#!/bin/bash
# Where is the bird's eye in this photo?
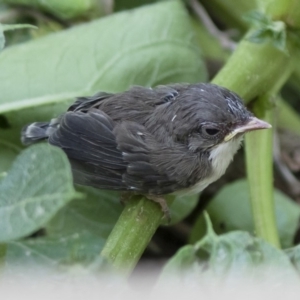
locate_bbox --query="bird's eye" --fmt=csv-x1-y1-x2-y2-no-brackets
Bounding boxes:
204,128,220,136
200,124,221,138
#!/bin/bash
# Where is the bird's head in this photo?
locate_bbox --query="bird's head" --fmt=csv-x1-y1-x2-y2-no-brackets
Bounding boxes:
171,83,271,152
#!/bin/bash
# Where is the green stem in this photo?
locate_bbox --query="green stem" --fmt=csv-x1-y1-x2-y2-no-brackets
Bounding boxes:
212,39,293,102
245,96,280,247
256,0,300,28
101,196,173,276
277,98,300,136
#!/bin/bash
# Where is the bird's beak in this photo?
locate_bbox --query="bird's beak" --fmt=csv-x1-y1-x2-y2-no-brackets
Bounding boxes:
224,117,272,142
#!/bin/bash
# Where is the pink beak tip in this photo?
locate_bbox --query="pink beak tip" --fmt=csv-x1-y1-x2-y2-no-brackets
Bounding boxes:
234,117,272,134
248,117,272,130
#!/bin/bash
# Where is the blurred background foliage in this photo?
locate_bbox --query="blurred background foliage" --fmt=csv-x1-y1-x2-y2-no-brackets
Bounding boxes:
1,0,300,281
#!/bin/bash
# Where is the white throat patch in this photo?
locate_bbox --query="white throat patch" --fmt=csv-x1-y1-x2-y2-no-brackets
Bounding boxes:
176,136,243,196
209,136,244,180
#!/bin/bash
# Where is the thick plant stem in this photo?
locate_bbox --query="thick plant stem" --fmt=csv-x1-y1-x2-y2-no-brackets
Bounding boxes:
245,96,280,247
212,39,293,103
256,0,300,28
101,196,173,276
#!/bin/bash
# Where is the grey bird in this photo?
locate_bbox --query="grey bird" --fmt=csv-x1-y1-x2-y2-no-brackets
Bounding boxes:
21,83,271,217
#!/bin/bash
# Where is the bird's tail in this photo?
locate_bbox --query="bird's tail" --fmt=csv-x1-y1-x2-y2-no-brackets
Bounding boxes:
21,118,59,145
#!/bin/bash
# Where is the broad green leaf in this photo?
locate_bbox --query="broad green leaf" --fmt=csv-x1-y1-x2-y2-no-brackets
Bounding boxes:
4,231,104,272
46,186,123,239
190,179,300,248
0,140,20,173
0,1,206,146
0,144,81,242
1,0,102,19
160,214,299,286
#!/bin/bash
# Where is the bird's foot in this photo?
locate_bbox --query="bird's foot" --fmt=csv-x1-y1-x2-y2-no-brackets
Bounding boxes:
146,195,171,224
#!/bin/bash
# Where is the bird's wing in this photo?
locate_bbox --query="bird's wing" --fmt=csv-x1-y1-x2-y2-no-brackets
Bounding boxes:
49,110,127,190
68,85,181,114
68,92,113,112
114,121,202,195
48,109,201,194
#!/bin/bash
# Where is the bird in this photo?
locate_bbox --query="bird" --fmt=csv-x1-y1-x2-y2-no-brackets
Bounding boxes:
21,83,271,219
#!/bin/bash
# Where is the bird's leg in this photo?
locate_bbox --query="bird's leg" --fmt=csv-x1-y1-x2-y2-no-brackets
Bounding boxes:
146,195,171,223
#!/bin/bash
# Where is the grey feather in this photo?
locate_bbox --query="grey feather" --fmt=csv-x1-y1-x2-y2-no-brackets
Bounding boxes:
21,83,253,195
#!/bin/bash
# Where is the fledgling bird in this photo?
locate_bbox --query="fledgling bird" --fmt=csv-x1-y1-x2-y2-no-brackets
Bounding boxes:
21,83,271,218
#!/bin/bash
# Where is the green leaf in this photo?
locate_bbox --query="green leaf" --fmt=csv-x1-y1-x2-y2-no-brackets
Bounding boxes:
46,186,122,239
190,179,300,248
159,244,196,274
273,28,287,52
0,140,20,173
160,215,299,286
167,193,199,225
247,26,287,52
286,244,300,274
0,144,81,242
2,0,103,19
0,24,4,51
0,23,37,52
0,1,206,145
243,10,270,26
4,231,105,272
244,10,287,52
2,24,38,32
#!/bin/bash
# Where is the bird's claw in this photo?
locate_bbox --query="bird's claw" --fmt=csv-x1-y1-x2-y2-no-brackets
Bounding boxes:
146,195,171,224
